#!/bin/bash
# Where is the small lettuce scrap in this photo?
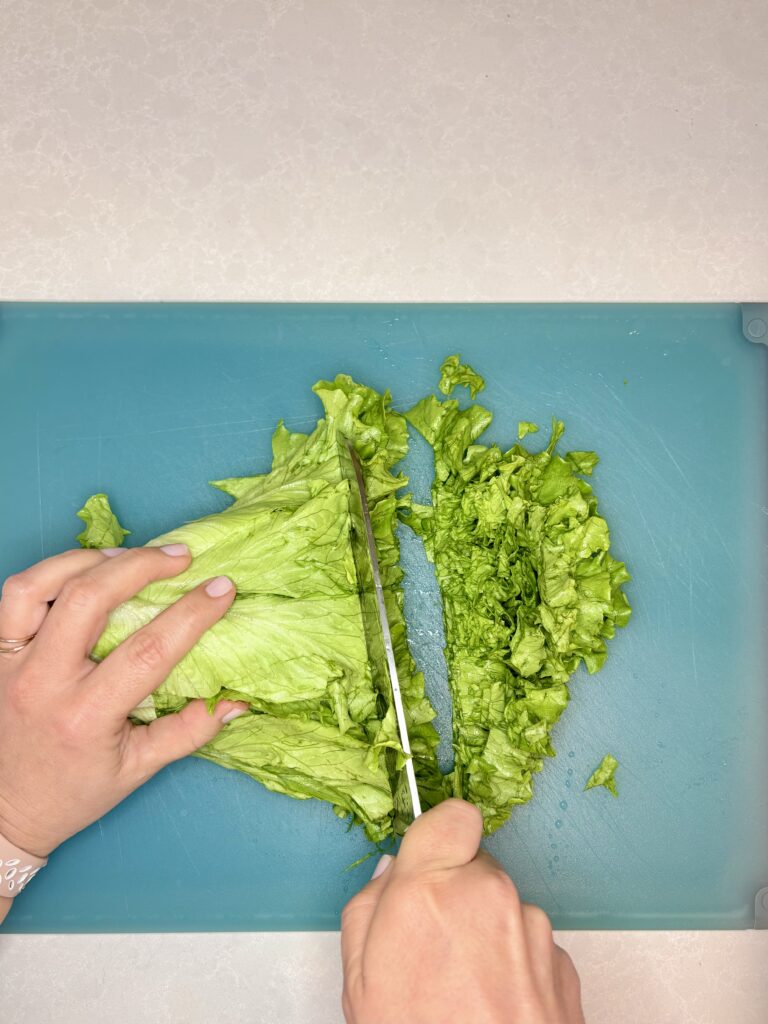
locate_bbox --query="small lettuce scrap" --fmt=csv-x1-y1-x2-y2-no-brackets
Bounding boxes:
438,354,486,400
76,493,130,548
517,421,539,440
585,753,619,797
404,358,631,833
83,376,443,841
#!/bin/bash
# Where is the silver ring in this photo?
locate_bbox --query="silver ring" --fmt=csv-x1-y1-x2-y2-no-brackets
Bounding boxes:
0,633,37,654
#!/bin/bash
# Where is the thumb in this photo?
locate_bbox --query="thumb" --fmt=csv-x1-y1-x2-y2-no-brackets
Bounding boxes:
134,699,249,775
395,798,484,875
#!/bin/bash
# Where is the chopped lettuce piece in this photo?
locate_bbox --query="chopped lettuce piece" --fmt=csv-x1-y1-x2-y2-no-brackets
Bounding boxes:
438,354,485,399
76,493,130,549
585,753,619,797
517,421,539,440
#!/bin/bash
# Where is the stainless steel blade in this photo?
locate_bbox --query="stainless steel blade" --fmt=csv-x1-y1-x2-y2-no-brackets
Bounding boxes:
345,441,422,820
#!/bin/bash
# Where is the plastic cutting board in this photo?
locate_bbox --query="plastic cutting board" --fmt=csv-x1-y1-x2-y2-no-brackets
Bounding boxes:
1,302,766,932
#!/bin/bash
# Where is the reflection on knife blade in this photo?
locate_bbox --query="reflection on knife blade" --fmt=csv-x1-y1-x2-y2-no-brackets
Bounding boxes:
344,441,422,821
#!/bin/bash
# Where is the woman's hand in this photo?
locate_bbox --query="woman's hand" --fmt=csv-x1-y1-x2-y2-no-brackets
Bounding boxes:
341,799,585,1024
0,545,248,865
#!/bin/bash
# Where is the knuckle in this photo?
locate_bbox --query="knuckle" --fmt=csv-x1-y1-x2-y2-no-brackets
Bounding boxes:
341,988,354,1021
556,944,579,982
127,631,168,672
1,571,34,602
6,674,38,713
53,704,95,747
341,894,364,925
524,903,553,940
341,983,363,1022
173,710,208,753
60,574,102,610
483,870,520,907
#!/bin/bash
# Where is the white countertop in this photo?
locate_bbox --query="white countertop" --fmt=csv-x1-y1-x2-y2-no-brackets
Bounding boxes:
1,1,767,1021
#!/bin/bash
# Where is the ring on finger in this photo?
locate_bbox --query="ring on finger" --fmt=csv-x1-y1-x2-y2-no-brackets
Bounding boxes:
0,632,38,654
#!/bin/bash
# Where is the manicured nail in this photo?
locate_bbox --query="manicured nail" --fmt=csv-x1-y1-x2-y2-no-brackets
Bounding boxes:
205,575,234,597
371,855,393,880
101,547,126,557
221,707,248,724
160,544,189,557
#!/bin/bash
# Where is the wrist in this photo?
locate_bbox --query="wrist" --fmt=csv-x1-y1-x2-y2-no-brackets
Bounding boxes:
0,824,50,900
0,802,56,860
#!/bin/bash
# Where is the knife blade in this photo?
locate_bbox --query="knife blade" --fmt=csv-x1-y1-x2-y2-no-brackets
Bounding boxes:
345,441,422,821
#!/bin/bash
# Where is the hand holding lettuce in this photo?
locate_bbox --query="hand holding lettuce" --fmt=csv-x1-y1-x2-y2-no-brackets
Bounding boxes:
79,377,443,842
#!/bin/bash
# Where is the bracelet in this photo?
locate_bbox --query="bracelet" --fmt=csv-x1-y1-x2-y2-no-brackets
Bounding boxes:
0,833,47,898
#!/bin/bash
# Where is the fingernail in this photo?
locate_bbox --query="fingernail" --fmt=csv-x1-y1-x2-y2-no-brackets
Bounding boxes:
205,575,234,597
160,543,189,557
101,547,126,557
371,854,393,880
221,707,248,724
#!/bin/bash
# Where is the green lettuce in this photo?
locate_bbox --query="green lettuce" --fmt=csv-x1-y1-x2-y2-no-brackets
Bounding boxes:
76,493,130,548
83,376,443,841
438,354,485,400
78,359,630,840
404,357,631,833
517,421,539,440
585,753,619,797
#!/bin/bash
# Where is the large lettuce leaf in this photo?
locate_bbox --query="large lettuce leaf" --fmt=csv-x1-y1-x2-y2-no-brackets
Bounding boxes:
404,358,631,833
85,375,443,842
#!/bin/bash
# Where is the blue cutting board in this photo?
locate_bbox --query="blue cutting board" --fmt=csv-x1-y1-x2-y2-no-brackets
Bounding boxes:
1,303,766,932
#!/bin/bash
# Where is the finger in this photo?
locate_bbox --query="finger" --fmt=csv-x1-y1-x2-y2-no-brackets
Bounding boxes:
522,903,556,989
89,574,236,717
36,544,192,667
394,798,483,875
130,698,250,778
554,945,585,1020
0,548,123,643
340,854,395,978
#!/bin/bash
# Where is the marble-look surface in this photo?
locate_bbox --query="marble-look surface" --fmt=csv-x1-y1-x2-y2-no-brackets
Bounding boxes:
1,0,767,301
1,0,767,1021
1,931,767,1024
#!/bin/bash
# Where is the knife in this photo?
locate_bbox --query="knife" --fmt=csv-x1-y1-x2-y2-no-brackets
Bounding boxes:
345,441,422,820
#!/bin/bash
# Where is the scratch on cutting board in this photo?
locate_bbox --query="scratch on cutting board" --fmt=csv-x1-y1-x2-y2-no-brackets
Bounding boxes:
114,824,130,915
232,782,256,844
627,480,666,571
513,830,564,911
619,763,686,818
596,810,656,873
686,549,699,689
164,777,204,876
61,414,320,446
566,818,616,878
649,425,692,490
35,411,44,558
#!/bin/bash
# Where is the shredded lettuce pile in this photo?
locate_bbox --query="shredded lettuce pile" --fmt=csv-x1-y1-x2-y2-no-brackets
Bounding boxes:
78,357,630,840
404,358,631,833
